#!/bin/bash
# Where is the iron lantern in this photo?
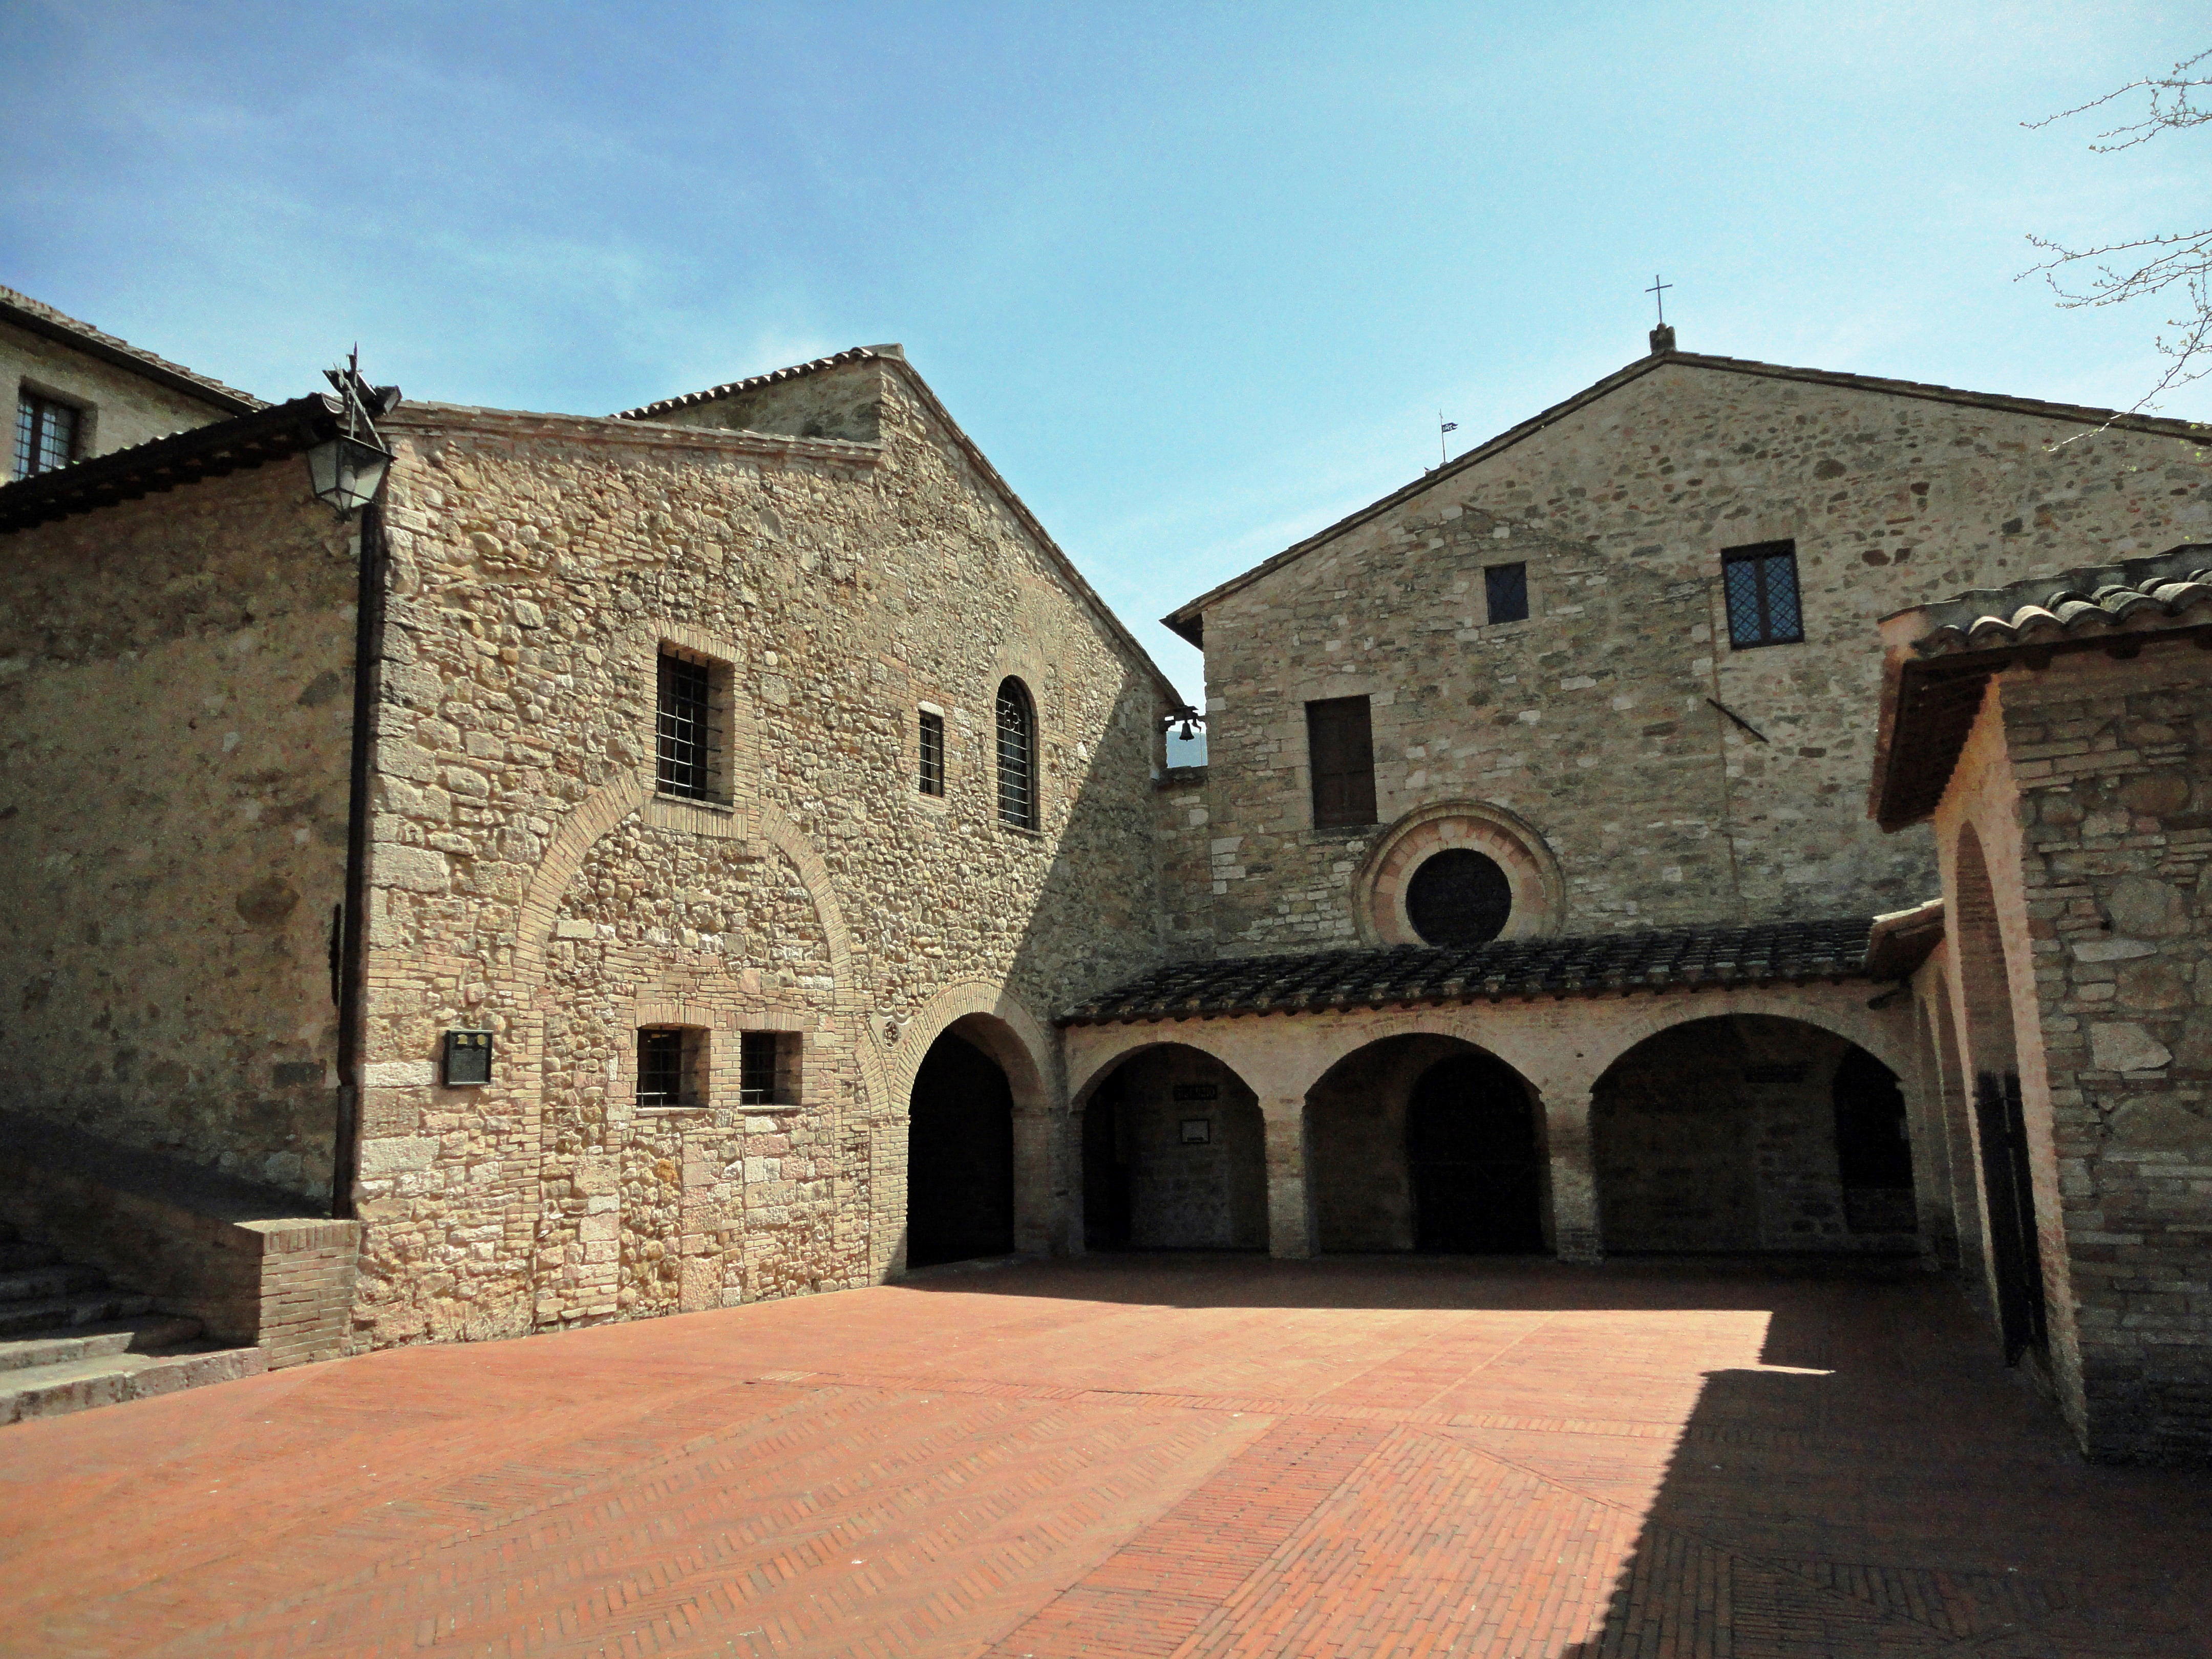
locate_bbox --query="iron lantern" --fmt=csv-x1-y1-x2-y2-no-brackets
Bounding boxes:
306,347,399,519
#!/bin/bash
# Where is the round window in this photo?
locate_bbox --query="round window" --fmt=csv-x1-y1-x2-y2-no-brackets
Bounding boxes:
1405,849,1512,946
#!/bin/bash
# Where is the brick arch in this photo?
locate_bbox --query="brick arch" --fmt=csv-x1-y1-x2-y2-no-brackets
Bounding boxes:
888,980,1055,1116
1066,1025,1260,1109
1570,990,1913,1100
1354,800,1565,947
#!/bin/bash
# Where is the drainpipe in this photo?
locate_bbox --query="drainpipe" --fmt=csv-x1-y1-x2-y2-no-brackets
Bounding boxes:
331,499,389,1220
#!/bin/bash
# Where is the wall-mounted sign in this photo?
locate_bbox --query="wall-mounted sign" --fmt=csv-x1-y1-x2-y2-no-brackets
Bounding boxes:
1171,1082,1220,1102
1180,1117,1212,1145
442,1029,494,1087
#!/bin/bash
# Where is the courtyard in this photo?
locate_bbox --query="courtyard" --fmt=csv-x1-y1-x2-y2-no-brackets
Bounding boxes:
2,1256,2206,1658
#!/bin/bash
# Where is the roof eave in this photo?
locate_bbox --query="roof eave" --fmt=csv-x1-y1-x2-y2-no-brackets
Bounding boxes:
0,295,262,415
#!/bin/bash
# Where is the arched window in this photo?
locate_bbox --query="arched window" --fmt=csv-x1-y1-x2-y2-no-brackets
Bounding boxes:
995,678,1037,830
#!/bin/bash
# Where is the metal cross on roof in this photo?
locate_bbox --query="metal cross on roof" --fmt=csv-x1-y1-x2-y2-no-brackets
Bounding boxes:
1646,273,1673,326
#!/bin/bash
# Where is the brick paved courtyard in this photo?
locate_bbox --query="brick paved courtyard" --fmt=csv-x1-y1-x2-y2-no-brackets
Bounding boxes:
2,1256,2207,1658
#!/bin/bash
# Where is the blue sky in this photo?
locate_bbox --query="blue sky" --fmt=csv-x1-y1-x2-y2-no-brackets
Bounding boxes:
5,3,2206,702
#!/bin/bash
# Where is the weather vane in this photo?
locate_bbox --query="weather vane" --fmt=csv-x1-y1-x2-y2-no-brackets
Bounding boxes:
1438,411,1457,469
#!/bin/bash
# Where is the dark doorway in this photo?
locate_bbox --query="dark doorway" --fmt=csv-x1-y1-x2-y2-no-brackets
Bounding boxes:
906,1031,1015,1268
1081,1069,1133,1250
1975,1069,2049,1364
1833,1047,1916,1233
1406,1052,1545,1252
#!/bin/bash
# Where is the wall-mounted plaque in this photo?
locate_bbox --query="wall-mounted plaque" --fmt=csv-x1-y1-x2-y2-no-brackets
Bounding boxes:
1180,1117,1212,1145
442,1029,494,1087
1171,1082,1220,1102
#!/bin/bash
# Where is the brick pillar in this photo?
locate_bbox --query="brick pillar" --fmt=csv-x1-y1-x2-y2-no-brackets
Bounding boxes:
1544,1089,1603,1264
1262,1100,1315,1259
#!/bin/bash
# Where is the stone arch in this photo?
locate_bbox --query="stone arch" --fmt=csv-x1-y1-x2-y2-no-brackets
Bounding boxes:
1071,1039,1268,1253
892,982,1059,1267
1354,800,1565,946
1589,1012,1918,1255
1303,1031,1549,1255
1566,989,1915,1100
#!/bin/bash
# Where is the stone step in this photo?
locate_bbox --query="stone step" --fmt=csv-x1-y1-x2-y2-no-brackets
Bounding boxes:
0,1291,156,1338
0,1264,108,1305
0,1241,63,1272
0,1315,205,1374
0,1343,265,1427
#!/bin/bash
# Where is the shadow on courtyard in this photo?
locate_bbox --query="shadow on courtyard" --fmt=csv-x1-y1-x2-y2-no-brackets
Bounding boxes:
898,1254,2212,1656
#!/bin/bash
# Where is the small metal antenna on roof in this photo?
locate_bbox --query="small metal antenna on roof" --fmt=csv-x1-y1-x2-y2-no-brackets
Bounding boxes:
1646,274,1677,354
1438,411,1457,469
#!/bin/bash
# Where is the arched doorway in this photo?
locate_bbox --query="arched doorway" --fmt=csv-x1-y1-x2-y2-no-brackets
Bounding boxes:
1307,1034,1547,1253
1407,1051,1545,1252
1077,1045,1265,1250
906,1030,1015,1267
1592,1015,1919,1254
1953,824,2048,1362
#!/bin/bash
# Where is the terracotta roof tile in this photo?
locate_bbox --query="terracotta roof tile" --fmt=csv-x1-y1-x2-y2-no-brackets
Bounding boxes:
1909,546,2212,656
1059,916,1876,1025
0,284,262,413
609,346,903,421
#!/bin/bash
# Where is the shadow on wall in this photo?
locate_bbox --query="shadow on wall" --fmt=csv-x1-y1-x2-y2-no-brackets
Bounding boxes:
889,661,1181,1274
1079,1043,1266,1252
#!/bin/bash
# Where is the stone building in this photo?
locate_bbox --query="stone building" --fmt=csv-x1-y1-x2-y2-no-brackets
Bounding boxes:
1,342,1181,1362
1872,547,2212,1459
4,309,2211,1458
3,285,259,481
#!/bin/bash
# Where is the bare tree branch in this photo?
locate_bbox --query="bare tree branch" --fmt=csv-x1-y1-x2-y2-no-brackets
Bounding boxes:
2020,50,2212,436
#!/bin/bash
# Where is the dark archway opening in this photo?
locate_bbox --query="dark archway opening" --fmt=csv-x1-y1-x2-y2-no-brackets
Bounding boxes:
1406,1051,1545,1252
906,1031,1015,1268
1077,1046,1265,1251
1081,1067,1133,1250
1833,1046,1916,1234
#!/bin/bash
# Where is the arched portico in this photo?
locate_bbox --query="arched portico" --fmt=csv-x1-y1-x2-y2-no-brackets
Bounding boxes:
1590,1013,1921,1255
1072,1043,1266,1251
1305,1034,1547,1255
1060,979,1920,1267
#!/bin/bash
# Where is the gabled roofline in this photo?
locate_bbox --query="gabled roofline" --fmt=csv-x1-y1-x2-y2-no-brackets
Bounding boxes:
0,284,263,414
615,346,1188,712
1160,347,2212,648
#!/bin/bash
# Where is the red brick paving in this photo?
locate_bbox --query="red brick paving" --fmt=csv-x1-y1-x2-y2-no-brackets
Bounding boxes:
2,1256,2207,1657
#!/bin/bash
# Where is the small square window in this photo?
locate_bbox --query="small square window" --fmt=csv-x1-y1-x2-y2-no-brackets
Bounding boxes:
637,1026,707,1109
14,392,81,480
918,709,945,797
739,1030,801,1106
1721,541,1804,648
1484,562,1529,625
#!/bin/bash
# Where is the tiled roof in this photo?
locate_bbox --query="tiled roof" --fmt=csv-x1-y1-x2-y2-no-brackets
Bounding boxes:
609,346,903,422
0,284,262,413
1870,545,2212,830
1160,347,2212,648
0,395,340,535
1909,547,2212,656
1058,917,1877,1025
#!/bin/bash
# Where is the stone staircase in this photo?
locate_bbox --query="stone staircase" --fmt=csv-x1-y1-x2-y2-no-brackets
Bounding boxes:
0,1219,264,1425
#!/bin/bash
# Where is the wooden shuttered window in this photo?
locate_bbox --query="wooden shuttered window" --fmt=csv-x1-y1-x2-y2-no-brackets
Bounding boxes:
1307,695,1376,828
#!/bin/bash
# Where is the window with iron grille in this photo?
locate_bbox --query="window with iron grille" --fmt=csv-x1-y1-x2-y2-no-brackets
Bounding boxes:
739,1030,794,1105
656,650,714,799
14,392,80,480
918,709,946,797
1306,695,1377,829
1484,562,1529,625
636,1027,699,1109
1720,541,1804,648
996,679,1038,831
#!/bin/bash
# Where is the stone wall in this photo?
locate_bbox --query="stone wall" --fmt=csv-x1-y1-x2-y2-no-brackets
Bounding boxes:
1185,361,2212,953
1,315,241,478
1098,1046,1265,1249
0,462,359,1200
1941,645,2212,1459
350,357,1178,1347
